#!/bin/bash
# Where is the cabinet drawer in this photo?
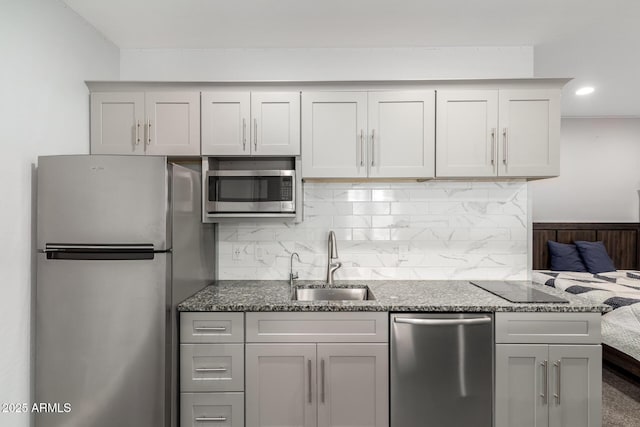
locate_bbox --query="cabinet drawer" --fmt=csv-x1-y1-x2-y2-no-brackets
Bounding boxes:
180,312,244,343
180,392,244,427
180,344,244,392
495,312,601,344
246,312,388,343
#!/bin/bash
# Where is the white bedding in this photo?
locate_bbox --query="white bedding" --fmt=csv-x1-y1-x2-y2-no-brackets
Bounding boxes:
532,270,640,362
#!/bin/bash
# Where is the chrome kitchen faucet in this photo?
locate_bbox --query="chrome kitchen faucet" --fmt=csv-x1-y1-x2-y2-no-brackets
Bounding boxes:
289,252,300,296
326,231,342,285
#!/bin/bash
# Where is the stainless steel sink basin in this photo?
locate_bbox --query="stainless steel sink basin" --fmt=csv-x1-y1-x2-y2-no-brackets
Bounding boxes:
292,287,375,301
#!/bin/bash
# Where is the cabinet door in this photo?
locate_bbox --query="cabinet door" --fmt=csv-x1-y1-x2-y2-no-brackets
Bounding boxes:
436,90,498,177
251,92,301,155
317,343,388,427
145,91,200,156
498,89,560,177
548,345,601,427
301,92,368,178
368,91,435,178
495,344,549,427
201,92,251,156
90,92,145,155
246,343,317,427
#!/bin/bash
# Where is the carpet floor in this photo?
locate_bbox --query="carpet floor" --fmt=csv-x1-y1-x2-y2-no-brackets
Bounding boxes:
603,365,640,426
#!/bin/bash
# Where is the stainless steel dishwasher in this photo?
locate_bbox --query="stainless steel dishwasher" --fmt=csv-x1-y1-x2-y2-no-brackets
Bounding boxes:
391,313,494,427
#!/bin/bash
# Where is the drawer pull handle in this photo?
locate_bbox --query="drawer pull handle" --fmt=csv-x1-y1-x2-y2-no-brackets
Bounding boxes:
307,359,312,403
554,360,561,404
540,360,548,404
321,358,325,403
194,326,227,332
195,367,228,373
195,416,227,422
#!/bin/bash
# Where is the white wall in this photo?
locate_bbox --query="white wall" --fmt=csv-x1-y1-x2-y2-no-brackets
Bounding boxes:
0,1,119,425
530,118,640,222
120,46,533,81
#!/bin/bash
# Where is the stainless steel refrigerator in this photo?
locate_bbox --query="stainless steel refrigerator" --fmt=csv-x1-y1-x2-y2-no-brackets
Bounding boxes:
35,155,215,427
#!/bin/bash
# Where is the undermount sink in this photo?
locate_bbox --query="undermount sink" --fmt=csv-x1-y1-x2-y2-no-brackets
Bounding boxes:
292,286,375,301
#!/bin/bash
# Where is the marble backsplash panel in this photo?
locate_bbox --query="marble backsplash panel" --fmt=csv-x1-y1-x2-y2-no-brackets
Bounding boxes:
217,181,529,280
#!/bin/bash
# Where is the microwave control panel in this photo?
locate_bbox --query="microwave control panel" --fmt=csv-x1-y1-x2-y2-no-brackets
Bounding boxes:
280,177,293,201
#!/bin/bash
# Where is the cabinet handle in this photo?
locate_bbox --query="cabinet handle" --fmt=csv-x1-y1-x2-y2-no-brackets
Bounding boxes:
371,129,375,166
146,121,152,147
136,121,141,146
540,360,548,404
307,359,312,404
502,128,508,164
194,326,227,332
553,360,561,404
321,358,325,403
490,128,496,165
254,118,258,151
195,417,227,422
242,118,247,151
195,367,227,373
360,129,364,167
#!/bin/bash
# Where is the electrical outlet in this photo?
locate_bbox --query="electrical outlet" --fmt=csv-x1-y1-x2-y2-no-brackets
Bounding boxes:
232,245,242,261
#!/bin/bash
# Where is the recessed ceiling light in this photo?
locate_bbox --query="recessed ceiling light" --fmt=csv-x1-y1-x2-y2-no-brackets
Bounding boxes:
576,87,595,96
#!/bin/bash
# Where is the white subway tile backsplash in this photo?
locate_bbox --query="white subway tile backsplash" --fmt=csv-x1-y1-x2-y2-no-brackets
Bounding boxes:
372,189,410,202
353,202,390,215
353,228,391,241
333,189,372,202
390,202,429,215
217,181,529,280
333,215,372,228
371,215,411,229
305,201,353,215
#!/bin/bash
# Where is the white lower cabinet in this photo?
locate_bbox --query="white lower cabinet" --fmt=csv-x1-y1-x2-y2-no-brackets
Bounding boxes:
245,312,389,427
246,343,317,427
317,343,388,427
495,313,602,427
181,392,244,427
179,313,245,427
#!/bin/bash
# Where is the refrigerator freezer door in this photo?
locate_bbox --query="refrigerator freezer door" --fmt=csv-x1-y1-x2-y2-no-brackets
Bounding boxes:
37,155,170,250
35,253,170,427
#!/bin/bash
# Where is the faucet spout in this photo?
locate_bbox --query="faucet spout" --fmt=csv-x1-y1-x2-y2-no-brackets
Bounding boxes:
326,231,342,285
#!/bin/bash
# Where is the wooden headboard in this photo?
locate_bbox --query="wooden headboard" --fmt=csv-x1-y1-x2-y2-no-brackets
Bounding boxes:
533,222,640,270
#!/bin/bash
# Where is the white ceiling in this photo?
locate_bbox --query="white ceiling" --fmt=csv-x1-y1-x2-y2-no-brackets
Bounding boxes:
62,0,640,116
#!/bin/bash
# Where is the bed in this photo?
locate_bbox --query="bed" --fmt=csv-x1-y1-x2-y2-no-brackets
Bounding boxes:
532,222,640,378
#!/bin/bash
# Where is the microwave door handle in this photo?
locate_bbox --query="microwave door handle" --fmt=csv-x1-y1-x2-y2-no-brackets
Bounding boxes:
215,178,220,202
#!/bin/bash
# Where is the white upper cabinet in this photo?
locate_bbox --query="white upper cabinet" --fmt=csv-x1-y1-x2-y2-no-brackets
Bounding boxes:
91,92,200,156
91,92,145,155
436,90,498,177
301,92,368,178
436,88,560,178
201,92,250,156
201,91,300,156
368,91,435,178
302,91,435,179
498,89,560,177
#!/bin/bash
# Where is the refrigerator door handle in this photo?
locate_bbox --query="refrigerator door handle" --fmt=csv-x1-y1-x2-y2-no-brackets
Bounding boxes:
45,244,155,252
44,244,156,260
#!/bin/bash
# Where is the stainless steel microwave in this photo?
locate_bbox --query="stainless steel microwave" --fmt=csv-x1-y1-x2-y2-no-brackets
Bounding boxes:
206,170,295,214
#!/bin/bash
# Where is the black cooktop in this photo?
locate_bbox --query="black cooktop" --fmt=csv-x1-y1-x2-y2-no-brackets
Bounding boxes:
470,281,569,303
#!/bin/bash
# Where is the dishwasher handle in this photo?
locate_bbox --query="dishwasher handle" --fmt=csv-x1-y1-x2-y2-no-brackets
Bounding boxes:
394,317,492,326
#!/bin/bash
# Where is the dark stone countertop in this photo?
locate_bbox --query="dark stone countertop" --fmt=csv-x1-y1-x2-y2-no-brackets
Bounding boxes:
177,280,611,313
